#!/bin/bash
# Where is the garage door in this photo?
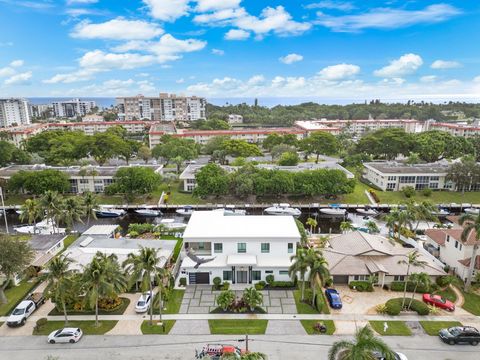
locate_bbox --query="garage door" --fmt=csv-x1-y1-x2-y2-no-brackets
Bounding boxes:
333,275,349,284
189,272,210,284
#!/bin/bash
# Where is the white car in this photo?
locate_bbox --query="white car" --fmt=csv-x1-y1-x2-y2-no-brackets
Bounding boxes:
135,291,153,313
6,300,36,327
48,328,83,344
373,351,408,360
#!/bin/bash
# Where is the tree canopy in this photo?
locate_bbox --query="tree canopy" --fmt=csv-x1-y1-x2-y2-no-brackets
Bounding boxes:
151,135,199,164
8,169,70,195
107,166,162,201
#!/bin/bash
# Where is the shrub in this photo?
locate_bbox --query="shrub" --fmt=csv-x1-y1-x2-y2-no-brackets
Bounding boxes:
428,305,440,315
254,283,265,291
179,277,187,287
348,281,373,292
213,277,222,287
271,281,295,288
313,321,327,334
315,290,330,314
422,188,432,197
222,281,230,290
390,281,431,293
129,230,139,238
266,275,275,285
402,186,416,198
385,298,430,316
375,303,388,314
216,290,235,311
436,275,452,288
385,298,402,315
128,223,156,235
409,299,430,315
98,297,122,310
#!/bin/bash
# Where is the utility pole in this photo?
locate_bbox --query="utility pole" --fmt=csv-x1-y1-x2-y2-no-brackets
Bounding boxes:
245,334,249,352
0,187,8,234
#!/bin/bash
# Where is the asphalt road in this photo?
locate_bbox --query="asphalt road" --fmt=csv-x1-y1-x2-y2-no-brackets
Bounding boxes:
0,335,476,360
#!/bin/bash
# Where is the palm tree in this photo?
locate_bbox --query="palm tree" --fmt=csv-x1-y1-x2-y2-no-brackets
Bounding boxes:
82,191,98,226
243,287,263,311
384,213,396,238
406,201,438,232
289,248,310,301
123,247,164,325
390,209,413,241
60,197,85,231
328,325,396,360
398,251,427,308
306,217,318,234
19,199,42,233
458,212,480,291
308,255,330,306
365,220,379,234
340,221,353,233
39,191,62,234
153,267,169,324
407,272,430,309
42,255,75,326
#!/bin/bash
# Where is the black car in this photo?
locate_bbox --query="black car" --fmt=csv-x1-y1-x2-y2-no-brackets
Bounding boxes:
439,326,480,345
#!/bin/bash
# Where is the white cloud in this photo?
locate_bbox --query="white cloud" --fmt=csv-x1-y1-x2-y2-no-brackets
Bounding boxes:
79,50,156,70
4,71,32,85
212,48,225,56
66,0,98,4
247,75,266,86
194,7,246,25
374,53,423,77
176,78,185,84
474,76,480,83
195,0,240,12
431,60,461,69
315,4,460,32
71,18,164,40
279,53,303,64
305,1,355,11
10,60,24,67
0,66,16,77
420,75,437,83
66,78,156,96
318,63,360,80
143,0,189,22
225,29,250,40
43,68,98,84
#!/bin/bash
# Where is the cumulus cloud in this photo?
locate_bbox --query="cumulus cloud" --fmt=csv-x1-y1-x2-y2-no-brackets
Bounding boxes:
211,48,225,56
225,29,250,40
43,68,98,84
374,53,423,77
305,1,355,11
10,60,24,67
431,60,461,69
318,63,360,80
65,78,156,96
176,78,185,84
279,53,303,64
4,71,32,85
195,0,240,12
420,75,437,83
71,18,164,40
143,0,189,22
78,50,156,70
316,4,460,32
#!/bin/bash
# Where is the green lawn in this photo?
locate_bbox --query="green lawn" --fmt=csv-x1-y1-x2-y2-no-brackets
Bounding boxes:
369,321,412,336
342,181,371,204
375,189,480,205
433,287,457,303
154,289,184,314
293,289,319,314
0,280,39,316
33,320,118,335
461,291,480,315
172,239,183,262
208,320,268,334
141,320,175,334
62,234,78,248
300,320,336,335
158,182,206,205
48,297,130,316
419,321,462,336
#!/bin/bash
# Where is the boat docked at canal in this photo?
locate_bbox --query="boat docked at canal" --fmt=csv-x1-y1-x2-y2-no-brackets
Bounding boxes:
134,206,162,217
176,206,194,216
14,218,65,235
264,203,301,216
94,206,126,218
320,204,346,216
356,208,378,216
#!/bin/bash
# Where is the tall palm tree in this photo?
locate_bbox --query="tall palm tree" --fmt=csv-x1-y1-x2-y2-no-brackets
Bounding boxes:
328,325,396,360
308,255,330,306
82,191,98,226
40,190,62,234
398,251,427,308
407,272,430,309
384,213,396,238
306,217,318,234
289,248,310,301
153,267,169,324
19,199,42,233
459,212,480,291
390,209,413,241
60,197,85,231
365,220,379,234
42,255,75,326
123,247,164,325
406,201,438,232
340,221,353,234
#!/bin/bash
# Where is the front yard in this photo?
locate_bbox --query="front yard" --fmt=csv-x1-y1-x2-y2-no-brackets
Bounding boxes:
369,321,412,336
33,320,118,335
154,289,184,314
0,279,40,316
141,320,176,334
419,321,462,336
300,320,336,335
461,291,480,315
208,320,268,334
48,297,131,316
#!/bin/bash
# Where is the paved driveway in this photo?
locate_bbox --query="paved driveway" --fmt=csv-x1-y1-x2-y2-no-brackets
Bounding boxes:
181,286,297,314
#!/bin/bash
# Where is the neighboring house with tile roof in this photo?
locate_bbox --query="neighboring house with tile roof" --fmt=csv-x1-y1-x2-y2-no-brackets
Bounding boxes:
323,231,445,287
425,217,480,282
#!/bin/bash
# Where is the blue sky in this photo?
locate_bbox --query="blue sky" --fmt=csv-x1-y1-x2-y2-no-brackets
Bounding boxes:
0,0,479,102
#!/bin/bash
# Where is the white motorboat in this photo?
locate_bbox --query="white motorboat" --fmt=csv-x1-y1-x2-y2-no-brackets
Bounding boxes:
264,203,301,216
320,205,346,216
464,207,480,215
94,206,126,218
176,206,194,216
431,208,450,217
223,205,246,216
15,210,23,215
159,218,187,230
14,219,65,235
134,206,162,217
356,208,378,216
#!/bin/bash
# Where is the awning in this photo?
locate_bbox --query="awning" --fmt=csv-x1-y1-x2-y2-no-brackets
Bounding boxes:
227,254,257,266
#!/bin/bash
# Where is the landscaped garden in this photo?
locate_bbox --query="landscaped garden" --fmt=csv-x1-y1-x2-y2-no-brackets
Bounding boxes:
48,297,131,316
33,319,118,335
369,321,412,336
141,320,176,335
208,320,268,334
419,321,462,336
211,287,265,314
300,320,336,335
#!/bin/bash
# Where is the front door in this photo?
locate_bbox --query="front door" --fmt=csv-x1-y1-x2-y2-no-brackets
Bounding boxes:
236,271,248,284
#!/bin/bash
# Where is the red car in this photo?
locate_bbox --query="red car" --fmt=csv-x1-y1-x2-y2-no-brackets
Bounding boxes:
422,294,455,311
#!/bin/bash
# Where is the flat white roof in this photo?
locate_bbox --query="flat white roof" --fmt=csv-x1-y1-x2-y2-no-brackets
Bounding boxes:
183,211,300,240
82,225,119,236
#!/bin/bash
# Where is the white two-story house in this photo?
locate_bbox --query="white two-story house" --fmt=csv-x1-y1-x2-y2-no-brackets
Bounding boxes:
179,210,300,285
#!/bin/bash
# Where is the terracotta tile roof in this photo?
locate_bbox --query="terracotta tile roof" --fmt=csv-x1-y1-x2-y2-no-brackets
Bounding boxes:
458,256,480,270
427,220,480,246
425,229,446,246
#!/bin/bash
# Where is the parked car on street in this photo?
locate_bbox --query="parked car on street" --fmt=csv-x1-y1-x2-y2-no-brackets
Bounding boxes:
324,288,342,309
439,326,480,345
372,351,408,360
422,293,455,311
135,291,153,313
7,293,45,327
48,328,83,344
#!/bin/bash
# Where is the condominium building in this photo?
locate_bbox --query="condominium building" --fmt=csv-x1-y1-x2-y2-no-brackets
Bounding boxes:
52,99,97,118
228,114,243,124
116,95,153,121
428,121,480,138
0,98,31,127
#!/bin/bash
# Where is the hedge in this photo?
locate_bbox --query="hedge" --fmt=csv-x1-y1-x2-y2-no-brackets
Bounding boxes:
390,281,437,294
385,298,430,316
348,281,374,292
315,290,330,314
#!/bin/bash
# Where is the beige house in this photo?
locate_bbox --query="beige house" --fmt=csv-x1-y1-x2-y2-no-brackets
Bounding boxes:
323,231,445,286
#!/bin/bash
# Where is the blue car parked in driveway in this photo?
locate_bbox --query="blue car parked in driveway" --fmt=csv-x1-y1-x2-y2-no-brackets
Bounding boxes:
325,288,342,309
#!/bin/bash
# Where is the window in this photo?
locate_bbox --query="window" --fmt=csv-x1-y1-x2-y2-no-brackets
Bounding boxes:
237,243,246,253
394,275,405,281
288,243,293,253
353,275,369,281
455,241,459,249
252,271,261,281
387,183,396,190
279,271,289,275
265,270,273,274
198,242,205,250
214,243,223,253
79,179,89,184
223,271,232,281
261,243,270,253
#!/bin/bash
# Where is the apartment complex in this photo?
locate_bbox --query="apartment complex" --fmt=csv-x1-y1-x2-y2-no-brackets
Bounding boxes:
428,121,480,138
116,93,206,122
295,119,421,136
52,99,97,118
0,98,31,127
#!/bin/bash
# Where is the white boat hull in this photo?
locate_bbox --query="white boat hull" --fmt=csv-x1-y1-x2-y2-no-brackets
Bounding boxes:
464,208,480,215
356,208,378,216
320,208,346,216
134,209,162,217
